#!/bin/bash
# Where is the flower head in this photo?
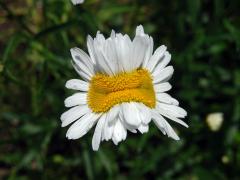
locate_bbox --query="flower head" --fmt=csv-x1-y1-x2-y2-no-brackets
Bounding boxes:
206,112,223,131
61,25,188,151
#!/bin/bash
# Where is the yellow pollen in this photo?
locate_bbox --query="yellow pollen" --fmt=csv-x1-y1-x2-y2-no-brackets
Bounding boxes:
87,69,156,113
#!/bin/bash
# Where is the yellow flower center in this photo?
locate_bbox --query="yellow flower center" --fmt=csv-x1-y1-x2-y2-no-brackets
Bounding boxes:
87,69,156,113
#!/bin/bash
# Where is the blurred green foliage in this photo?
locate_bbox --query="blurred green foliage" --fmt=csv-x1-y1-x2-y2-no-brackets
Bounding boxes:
0,0,240,179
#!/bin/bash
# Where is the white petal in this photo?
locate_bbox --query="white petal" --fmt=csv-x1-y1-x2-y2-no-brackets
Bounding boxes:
107,105,120,125
102,112,115,141
138,124,149,134
114,34,132,72
61,105,90,127
152,51,171,76
71,0,84,5
96,31,105,42
136,25,145,36
154,82,172,93
151,110,167,135
152,111,180,140
102,38,119,74
122,103,141,128
131,36,148,70
156,93,179,105
146,45,166,72
97,33,122,74
153,66,174,84
123,125,137,133
135,25,153,69
101,105,120,141
157,103,187,118
112,120,127,145
136,103,152,125
164,120,180,140
87,35,96,64
70,48,94,77
119,111,137,133
65,79,89,91
66,112,101,139
156,106,188,127
64,92,87,107
93,32,118,75
71,62,91,81
92,114,106,151
102,120,114,141
110,30,116,38
142,37,154,68
93,39,115,75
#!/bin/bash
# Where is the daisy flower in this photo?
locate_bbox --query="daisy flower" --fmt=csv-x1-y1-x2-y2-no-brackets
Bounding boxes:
61,25,188,151
71,0,84,5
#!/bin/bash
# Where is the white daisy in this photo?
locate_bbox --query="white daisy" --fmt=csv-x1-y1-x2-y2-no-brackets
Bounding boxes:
71,0,84,5
61,25,188,151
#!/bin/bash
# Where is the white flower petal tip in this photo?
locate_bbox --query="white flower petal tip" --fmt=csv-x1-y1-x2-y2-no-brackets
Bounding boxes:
61,25,187,150
138,125,149,134
71,0,84,5
153,66,174,84
65,79,89,91
92,114,106,151
70,47,94,81
112,120,127,145
173,136,180,141
64,92,87,107
136,25,145,36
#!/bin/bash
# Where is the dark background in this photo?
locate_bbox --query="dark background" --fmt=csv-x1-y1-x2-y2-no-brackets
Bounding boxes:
0,0,240,179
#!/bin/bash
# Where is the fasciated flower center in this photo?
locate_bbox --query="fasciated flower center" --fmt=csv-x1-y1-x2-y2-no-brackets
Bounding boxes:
87,69,156,113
